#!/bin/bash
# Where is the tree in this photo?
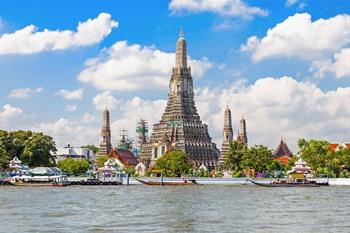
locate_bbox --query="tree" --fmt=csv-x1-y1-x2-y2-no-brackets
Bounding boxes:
82,144,99,154
225,140,246,172
58,158,90,176
155,150,192,177
96,156,108,167
0,130,57,169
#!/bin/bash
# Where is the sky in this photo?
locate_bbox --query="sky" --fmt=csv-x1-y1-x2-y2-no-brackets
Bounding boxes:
0,0,349,152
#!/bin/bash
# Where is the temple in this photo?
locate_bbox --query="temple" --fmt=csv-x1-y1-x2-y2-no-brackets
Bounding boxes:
218,106,233,167
96,107,112,161
273,138,293,165
236,116,248,146
139,29,220,170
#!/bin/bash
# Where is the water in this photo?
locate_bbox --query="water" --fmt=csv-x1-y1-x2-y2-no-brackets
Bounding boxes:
0,185,349,233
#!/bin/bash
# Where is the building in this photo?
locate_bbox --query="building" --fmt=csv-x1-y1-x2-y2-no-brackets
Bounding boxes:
329,140,350,151
236,116,248,146
55,145,95,163
139,30,220,171
273,138,293,165
96,107,112,167
217,106,233,167
107,148,138,170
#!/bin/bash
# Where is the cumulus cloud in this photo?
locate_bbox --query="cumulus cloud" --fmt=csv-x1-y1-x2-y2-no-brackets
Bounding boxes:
92,91,119,110
78,41,213,91
34,118,98,147
56,88,84,100
0,12,118,55
195,76,350,151
0,104,23,119
110,97,167,141
169,0,268,19
81,113,96,123
8,87,43,98
241,13,350,62
310,48,350,79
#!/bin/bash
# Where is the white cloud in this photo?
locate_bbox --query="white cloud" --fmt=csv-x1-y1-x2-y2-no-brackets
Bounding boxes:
8,87,43,98
241,13,350,62
285,0,298,7
310,48,350,79
78,41,213,91
0,12,118,55
111,97,167,142
92,91,119,110
56,88,84,100
0,104,23,119
169,0,268,19
195,76,350,151
34,118,98,147
66,104,77,112
81,113,96,123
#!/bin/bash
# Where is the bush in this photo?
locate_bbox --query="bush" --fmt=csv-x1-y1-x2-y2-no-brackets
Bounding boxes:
58,158,90,176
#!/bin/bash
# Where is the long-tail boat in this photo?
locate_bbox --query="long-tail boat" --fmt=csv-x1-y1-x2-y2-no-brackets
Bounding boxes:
135,178,198,186
248,179,328,187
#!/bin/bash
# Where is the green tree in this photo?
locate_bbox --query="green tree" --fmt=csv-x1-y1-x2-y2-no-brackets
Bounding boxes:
96,156,108,167
58,158,90,176
225,140,246,172
82,144,99,154
155,150,192,177
0,130,57,169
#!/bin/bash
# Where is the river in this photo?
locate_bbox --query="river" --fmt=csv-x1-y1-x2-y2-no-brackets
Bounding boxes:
0,185,349,232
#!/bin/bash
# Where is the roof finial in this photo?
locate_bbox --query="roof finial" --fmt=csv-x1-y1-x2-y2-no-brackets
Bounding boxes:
179,26,184,38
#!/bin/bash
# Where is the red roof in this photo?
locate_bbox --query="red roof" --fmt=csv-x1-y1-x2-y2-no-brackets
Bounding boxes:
108,149,138,167
275,156,290,166
273,139,293,158
329,143,350,151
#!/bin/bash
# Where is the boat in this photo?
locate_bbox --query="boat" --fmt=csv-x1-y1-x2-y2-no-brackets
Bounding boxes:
135,178,199,186
248,179,328,187
10,175,70,187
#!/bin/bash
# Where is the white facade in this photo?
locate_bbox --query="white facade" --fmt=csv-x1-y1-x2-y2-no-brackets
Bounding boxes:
55,145,95,163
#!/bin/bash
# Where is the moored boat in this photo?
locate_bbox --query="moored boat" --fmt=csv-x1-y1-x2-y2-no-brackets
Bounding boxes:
136,178,198,186
10,175,70,187
248,179,327,187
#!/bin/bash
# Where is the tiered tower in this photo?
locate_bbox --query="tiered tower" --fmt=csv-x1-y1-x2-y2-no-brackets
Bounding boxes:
218,106,233,167
140,30,219,169
236,116,248,146
97,107,112,158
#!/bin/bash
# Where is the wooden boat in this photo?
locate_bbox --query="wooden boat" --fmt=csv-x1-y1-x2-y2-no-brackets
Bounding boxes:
135,178,199,186
248,179,328,187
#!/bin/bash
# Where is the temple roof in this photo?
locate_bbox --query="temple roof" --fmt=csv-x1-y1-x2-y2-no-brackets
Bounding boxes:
273,138,293,157
108,148,138,167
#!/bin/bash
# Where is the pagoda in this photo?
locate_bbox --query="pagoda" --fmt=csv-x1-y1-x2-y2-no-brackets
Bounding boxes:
217,106,233,167
96,107,112,167
139,30,219,170
273,138,293,165
236,116,248,146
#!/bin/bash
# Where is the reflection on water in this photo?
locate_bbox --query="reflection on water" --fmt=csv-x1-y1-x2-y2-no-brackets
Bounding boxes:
1,185,350,233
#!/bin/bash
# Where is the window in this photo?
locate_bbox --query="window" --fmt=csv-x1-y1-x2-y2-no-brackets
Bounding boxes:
153,148,158,159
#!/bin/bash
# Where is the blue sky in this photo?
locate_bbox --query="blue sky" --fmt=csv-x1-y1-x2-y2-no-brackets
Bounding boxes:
0,0,349,151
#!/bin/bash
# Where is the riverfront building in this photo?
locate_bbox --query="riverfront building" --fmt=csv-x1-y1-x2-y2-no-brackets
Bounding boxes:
139,30,220,170
273,138,293,165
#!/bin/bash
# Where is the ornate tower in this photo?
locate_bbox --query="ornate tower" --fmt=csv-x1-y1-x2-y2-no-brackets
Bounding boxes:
140,29,219,170
236,116,248,146
218,106,233,167
97,107,112,158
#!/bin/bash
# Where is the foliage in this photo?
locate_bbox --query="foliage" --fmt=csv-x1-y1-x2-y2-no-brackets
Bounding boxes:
198,168,209,177
96,156,108,167
124,167,136,176
58,158,90,176
225,141,274,177
82,144,99,154
155,150,192,177
298,138,350,178
0,130,57,170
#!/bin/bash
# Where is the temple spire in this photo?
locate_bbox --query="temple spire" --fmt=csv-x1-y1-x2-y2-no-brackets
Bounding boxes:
175,28,187,68
96,108,112,160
